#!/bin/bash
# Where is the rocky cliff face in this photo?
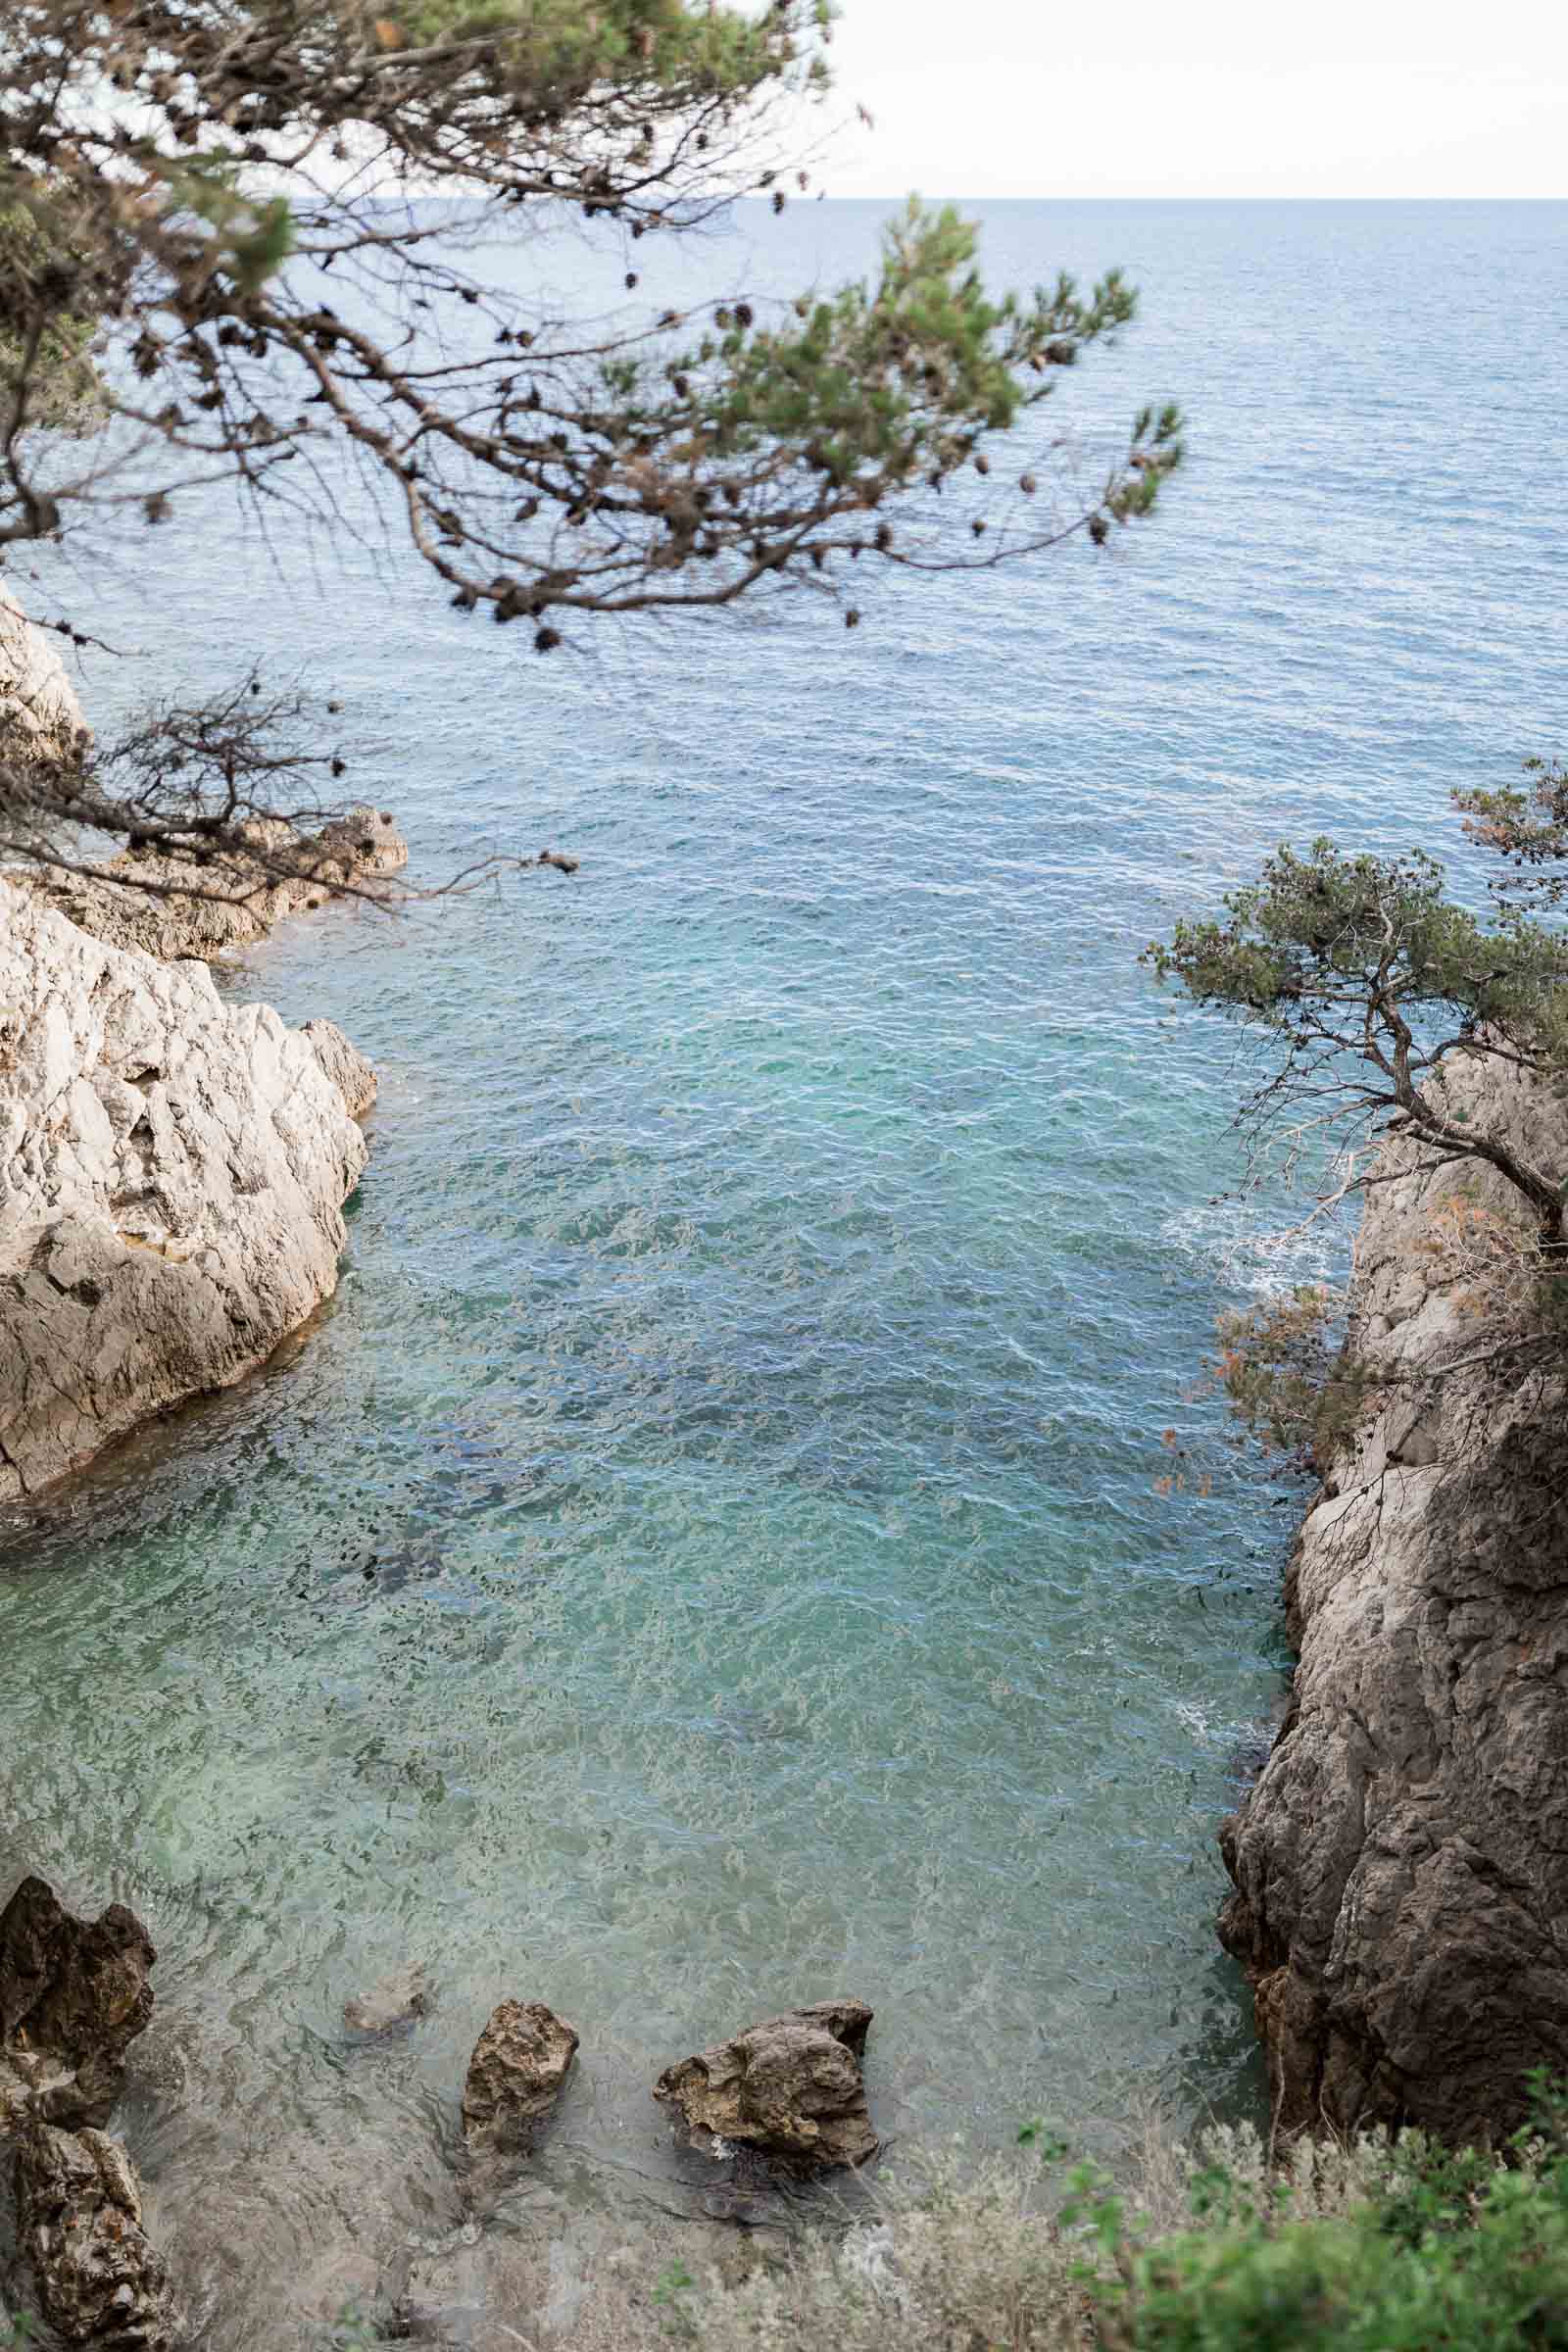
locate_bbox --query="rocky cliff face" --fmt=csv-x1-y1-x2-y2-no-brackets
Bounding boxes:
0,581,87,767
0,1879,176,2350
0,876,368,1501
1219,1054,1568,2142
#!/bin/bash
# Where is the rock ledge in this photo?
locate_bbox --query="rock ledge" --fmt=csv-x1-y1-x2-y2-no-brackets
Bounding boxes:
17,805,409,965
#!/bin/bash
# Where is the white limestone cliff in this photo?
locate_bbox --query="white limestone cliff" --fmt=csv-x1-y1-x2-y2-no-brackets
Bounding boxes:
0,877,368,1500
0,579,87,765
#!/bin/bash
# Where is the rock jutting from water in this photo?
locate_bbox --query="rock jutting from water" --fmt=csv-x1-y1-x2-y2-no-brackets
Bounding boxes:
12,2119,178,2352
0,1877,156,2132
1219,1054,1568,2142
654,2000,877,2169
300,1018,380,1121
0,1878,175,2349
461,2000,580,2154
0,877,370,1500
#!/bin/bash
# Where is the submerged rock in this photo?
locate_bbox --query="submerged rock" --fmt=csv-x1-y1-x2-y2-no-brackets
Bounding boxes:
13,2118,176,2350
0,878,368,1499
393,2235,490,2346
461,2000,579,2154
653,2000,877,2170
0,1877,155,2132
343,1960,433,2040
17,806,409,965
1220,1054,1568,2141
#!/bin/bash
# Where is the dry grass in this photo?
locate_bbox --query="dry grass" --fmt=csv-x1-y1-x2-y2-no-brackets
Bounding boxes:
372,2119,1424,2352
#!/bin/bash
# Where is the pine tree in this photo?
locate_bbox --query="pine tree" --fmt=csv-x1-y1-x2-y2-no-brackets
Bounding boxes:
1,0,1182,882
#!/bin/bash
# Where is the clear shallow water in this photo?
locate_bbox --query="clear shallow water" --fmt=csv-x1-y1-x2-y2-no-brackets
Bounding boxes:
3,201,1566,2338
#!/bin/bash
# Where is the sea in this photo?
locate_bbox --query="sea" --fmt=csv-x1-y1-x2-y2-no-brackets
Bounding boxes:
2,199,1564,2341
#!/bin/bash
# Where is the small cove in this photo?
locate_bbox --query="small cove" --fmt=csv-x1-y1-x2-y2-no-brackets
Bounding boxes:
2,198,1564,2341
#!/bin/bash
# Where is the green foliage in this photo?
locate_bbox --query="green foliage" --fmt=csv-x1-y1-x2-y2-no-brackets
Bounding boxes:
720,201,1129,462
2,0,1185,645
1149,765,1568,1491
1088,2100,1568,2352
3,0,1189,912
652,2260,701,2340
1456,756,1568,910
1146,833,1568,1244
1206,1284,1366,1467
605,199,1179,512
370,0,832,103
1147,838,1568,1044
140,158,300,296
0,182,106,432
684,2104,1568,2352
306,2100,1568,2352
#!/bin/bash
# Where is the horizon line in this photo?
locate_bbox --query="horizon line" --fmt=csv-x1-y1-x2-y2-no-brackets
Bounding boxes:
760,190,1568,204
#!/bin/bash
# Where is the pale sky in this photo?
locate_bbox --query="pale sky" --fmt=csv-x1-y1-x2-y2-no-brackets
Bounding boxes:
815,0,1568,198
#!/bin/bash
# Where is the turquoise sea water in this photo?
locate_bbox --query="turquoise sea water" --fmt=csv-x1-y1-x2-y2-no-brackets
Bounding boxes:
3,201,1565,2337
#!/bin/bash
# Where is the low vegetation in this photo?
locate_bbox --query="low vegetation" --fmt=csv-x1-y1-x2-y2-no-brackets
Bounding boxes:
1202,1281,1359,1471
305,2087,1568,2350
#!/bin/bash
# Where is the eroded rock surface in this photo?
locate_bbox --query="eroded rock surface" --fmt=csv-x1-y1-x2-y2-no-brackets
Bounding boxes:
0,1878,155,2132
1219,1054,1568,2141
302,1018,378,1120
654,2000,876,2169
18,806,408,965
12,2119,176,2349
0,877,368,1498
0,582,87,768
461,2001,579,2154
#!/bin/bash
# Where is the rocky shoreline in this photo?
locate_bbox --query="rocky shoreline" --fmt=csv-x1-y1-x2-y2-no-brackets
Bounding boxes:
15,804,409,967
0,876,379,1501
1,586,395,1502
1218,1054,1568,2141
9,559,1568,2331
0,1875,877,2349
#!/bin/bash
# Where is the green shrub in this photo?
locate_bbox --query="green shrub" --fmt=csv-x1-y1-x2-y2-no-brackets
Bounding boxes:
1091,2095,1568,2352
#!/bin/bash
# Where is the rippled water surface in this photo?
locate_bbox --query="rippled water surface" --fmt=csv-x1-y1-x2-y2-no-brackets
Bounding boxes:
4,201,1566,2339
